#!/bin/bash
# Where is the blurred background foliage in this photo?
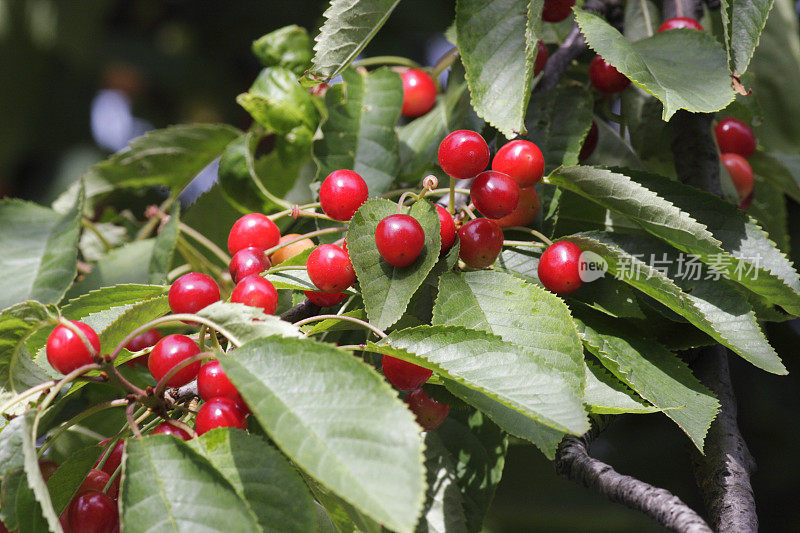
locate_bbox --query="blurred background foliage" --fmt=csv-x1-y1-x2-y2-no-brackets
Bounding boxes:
2,0,800,531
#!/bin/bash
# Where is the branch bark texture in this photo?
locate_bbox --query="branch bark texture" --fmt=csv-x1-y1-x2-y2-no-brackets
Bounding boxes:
280,299,322,323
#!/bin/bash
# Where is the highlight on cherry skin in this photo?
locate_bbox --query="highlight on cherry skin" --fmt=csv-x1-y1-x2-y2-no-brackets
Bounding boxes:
470,170,520,219
227,212,281,254
375,213,426,267
306,243,357,293
228,246,270,283
168,272,220,315
658,17,704,32
399,67,437,118
46,320,101,375
714,117,757,159
538,241,586,294
437,129,491,179
148,333,202,387
492,139,545,187
319,169,369,221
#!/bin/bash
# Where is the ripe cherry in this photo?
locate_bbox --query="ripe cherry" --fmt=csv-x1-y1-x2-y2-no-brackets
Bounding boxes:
77,469,118,500
375,214,426,267
382,356,432,391
68,490,118,533
495,187,541,228
589,56,630,94
534,40,549,77
229,247,270,284
470,171,520,219
227,213,281,255
658,17,704,32
319,169,369,221
95,439,124,479
148,334,201,387
715,117,756,159
195,397,248,435
436,205,457,253
538,241,585,294
438,130,490,180
721,153,754,202
405,389,450,431
46,321,100,375
458,218,504,269
303,290,348,307
270,234,314,264
151,421,192,441
400,68,437,118
125,328,161,352
579,121,599,162
492,140,545,187
307,244,356,292
198,360,244,405
168,272,220,315
38,460,58,482
231,275,278,315
542,0,575,22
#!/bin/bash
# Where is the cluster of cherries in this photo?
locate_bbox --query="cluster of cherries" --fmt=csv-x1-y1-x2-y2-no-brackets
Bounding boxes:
714,117,756,208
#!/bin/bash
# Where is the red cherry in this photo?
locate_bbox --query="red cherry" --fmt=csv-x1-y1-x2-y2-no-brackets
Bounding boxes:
542,0,575,22
124,329,162,368
198,360,244,405
306,244,357,293
382,356,432,391
228,247,270,284
739,191,754,210
538,241,585,294
195,397,248,435
148,334,201,387
77,469,118,500
68,490,118,533
715,117,756,159
95,439,124,479
721,153,754,201
494,187,541,228
168,272,220,315
658,17,704,32
458,218,504,269
470,171,520,219
405,389,450,430
319,169,369,221
400,68,437,118
492,140,545,187
38,460,58,482
579,121,599,162
534,40,549,76
303,290,348,307
228,213,281,255
375,214,426,267
46,321,100,375
438,130,491,180
230,276,278,315
151,421,192,441
589,56,630,94
436,205,457,253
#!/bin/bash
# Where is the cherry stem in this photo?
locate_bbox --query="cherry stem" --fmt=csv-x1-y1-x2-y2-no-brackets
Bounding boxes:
504,226,553,246
431,47,459,79
354,55,420,68
461,204,477,220
163,418,198,439
503,240,546,248
268,202,321,221
37,363,102,412
383,187,470,198
262,226,348,257
294,314,388,339
127,402,143,438
37,399,127,457
81,218,112,251
167,264,192,282
179,222,232,265
136,196,175,241
396,192,417,212
58,317,99,358
153,352,216,397
266,265,307,274
0,380,57,415
103,463,122,495
448,177,457,214
198,324,208,351
102,360,147,398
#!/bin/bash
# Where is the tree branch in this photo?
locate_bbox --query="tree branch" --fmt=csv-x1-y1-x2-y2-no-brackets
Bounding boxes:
280,299,322,323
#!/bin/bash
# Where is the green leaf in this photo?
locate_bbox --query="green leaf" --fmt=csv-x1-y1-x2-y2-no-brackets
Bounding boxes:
252,25,313,75
86,124,241,191
748,174,789,254
237,68,319,134
589,114,649,171
416,432,468,533
46,446,101,514
0,188,83,310
314,68,404,194
456,0,541,138
302,0,402,85
149,203,180,284
14,472,50,533
18,411,61,532
188,429,317,533
720,0,775,75
574,10,735,119
196,301,301,346
348,199,441,330
0,415,29,479
220,336,425,533
623,0,659,42
121,436,261,532
751,151,800,203
583,361,660,414
1,470,24,528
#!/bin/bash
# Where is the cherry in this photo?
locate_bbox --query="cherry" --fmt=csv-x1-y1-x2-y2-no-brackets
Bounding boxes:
534,40,549,77
77,469,118,500
589,56,630,94
68,490,118,533
438,130,491,180
538,241,585,294
303,290,348,307
382,356,432,391
168,272,220,315
227,213,281,255
125,328,161,352
495,187,541,228
579,121,599,162
195,397,248,435
458,218,504,269
542,0,575,22
148,334,201,387
375,214,426,267
715,117,756,159
39,460,58,481
400,68,437,118
270,234,314,264
231,275,279,315
405,389,450,431
46,321,100,375
95,439,124,479
198,360,245,406
151,421,192,441
492,140,545,187
436,205,457,254
721,153,754,202
470,171,519,219
229,247,270,284
658,17,704,32
739,191,754,211
0,521,9,533
319,169,369,221
307,244,357,292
